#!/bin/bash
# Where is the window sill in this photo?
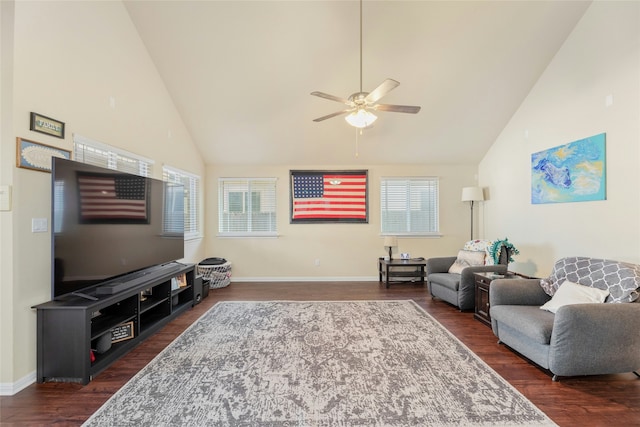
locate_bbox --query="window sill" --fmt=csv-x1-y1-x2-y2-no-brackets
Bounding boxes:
380,233,443,238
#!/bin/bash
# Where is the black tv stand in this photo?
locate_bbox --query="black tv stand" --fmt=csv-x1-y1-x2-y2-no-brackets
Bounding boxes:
70,291,99,301
33,263,196,384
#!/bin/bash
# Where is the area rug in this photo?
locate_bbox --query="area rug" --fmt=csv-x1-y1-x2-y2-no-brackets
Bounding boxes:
83,300,557,426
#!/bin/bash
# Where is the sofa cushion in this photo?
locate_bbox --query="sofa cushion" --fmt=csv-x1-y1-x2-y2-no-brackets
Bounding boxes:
540,280,609,313
448,250,485,274
491,305,555,345
428,272,461,291
539,257,640,303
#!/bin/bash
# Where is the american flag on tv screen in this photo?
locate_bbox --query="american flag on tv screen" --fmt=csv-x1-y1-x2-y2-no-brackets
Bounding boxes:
292,172,367,220
78,174,147,221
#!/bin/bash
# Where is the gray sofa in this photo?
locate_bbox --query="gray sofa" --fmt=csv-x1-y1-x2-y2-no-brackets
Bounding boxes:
490,257,640,380
426,249,508,311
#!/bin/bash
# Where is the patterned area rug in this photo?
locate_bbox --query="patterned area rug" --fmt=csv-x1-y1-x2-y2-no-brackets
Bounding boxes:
83,301,556,426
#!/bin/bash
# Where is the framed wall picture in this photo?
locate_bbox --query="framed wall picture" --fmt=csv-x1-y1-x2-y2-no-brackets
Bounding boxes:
290,170,368,223
30,112,65,139
531,133,606,204
16,137,71,173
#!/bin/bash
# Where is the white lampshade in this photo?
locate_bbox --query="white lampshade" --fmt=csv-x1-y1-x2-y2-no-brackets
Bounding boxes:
345,109,377,128
383,236,398,248
461,187,484,202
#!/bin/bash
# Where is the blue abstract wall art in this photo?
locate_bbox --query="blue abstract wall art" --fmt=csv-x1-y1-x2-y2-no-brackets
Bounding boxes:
531,133,606,204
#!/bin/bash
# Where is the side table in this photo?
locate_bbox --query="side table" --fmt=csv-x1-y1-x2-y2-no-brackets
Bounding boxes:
473,272,526,327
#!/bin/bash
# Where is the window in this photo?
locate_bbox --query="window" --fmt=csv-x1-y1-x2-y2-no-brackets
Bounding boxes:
163,166,201,240
228,191,260,213
380,177,439,235
73,134,153,177
219,178,277,236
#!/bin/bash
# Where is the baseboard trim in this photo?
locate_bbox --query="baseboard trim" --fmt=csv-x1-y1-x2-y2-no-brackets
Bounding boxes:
0,371,36,396
231,276,379,282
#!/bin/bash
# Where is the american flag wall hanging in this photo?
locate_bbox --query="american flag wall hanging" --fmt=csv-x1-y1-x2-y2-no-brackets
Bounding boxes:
290,170,368,223
77,172,149,223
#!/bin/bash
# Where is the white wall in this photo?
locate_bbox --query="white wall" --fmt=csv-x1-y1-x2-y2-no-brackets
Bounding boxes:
206,163,479,280
0,1,205,392
0,0,17,396
478,1,640,277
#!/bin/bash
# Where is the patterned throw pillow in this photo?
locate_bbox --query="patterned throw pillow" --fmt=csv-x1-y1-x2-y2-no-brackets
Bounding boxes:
463,240,490,252
463,239,516,266
463,240,495,265
448,250,486,274
539,257,640,303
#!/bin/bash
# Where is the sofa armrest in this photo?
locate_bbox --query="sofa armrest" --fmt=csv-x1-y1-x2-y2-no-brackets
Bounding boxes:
489,278,550,307
549,303,640,376
426,258,507,276
426,257,457,275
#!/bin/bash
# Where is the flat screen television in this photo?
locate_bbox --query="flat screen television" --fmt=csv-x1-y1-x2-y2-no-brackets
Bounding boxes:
51,158,185,300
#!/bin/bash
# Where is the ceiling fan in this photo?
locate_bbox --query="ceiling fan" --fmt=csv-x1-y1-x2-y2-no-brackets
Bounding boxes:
311,0,421,128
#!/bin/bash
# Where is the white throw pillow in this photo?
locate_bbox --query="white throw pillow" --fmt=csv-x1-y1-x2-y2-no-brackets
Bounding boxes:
540,280,609,314
448,250,486,274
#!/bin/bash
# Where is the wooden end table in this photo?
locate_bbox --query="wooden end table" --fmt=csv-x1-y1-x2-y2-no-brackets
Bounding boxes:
378,258,427,289
473,272,526,327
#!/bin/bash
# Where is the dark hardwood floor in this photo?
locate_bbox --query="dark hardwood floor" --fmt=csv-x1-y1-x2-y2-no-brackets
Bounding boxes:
2,281,639,426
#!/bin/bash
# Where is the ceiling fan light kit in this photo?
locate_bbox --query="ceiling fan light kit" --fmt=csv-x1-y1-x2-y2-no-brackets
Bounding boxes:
311,0,421,129
345,109,377,128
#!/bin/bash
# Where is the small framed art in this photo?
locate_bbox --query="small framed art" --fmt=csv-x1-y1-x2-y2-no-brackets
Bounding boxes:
30,112,65,139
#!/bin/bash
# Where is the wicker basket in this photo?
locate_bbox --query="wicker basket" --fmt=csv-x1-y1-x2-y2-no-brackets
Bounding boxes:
197,261,232,289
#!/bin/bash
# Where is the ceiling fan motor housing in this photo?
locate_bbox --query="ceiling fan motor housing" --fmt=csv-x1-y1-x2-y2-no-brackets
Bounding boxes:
349,92,369,107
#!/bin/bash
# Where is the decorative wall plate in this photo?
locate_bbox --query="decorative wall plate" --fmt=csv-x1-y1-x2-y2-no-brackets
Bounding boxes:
16,137,71,173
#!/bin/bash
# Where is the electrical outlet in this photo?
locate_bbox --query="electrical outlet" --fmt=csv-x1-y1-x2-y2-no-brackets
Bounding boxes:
314,259,320,267
32,218,48,233
0,185,11,211
605,94,613,107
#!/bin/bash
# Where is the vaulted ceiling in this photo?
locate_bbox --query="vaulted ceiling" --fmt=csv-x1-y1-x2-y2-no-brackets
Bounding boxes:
123,1,591,166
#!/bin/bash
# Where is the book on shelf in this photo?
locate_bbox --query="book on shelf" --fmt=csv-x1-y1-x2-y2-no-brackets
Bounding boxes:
177,273,187,288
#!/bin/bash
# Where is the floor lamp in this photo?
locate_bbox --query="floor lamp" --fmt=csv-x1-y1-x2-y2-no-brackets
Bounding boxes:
461,187,484,241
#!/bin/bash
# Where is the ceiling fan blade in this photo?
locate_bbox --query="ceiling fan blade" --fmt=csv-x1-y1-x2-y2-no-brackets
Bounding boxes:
313,109,353,122
373,104,421,114
310,91,351,105
365,79,400,104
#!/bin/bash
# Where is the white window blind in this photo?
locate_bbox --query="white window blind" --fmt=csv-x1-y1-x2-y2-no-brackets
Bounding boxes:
380,177,439,235
219,178,277,236
163,166,201,240
73,134,153,177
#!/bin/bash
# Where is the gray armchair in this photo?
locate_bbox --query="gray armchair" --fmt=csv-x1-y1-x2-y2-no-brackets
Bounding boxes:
426,251,508,311
490,257,640,380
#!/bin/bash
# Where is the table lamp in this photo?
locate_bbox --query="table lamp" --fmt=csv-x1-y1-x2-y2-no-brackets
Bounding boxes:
384,236,398,260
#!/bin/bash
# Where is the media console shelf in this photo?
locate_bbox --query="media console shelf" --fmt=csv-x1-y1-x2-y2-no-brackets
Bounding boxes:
33,263,195,384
